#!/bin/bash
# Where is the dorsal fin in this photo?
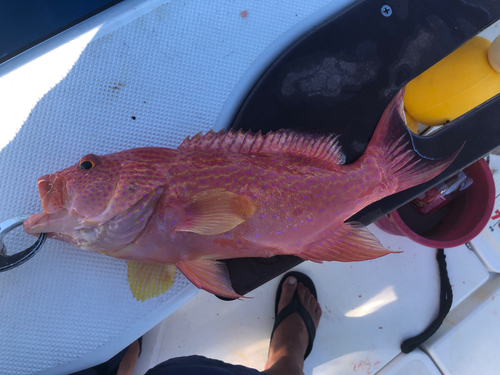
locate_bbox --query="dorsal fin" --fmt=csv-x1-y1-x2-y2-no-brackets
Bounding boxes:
178,129,345,165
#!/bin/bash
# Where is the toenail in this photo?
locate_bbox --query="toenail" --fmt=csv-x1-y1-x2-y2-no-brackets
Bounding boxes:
287,276,297,285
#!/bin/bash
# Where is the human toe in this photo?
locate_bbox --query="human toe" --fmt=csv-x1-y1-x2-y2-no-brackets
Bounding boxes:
278,276,297,312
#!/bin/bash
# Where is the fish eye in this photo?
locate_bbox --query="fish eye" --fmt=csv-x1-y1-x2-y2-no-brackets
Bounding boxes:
79,154,100,170
80,161,93,170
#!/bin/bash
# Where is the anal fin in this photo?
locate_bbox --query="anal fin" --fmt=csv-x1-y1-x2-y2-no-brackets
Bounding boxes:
127,261,177,302
177,259,242,299
300,222,400,262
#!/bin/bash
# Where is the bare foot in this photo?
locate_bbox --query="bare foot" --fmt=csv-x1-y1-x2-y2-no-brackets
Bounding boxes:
117,339,141,375
263,276,322,375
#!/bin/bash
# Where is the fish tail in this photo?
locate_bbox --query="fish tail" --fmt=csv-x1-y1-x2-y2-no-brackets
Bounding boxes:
365,88,462,192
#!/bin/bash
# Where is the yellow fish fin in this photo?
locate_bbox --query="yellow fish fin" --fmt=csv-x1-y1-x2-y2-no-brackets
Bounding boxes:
127,261,177,302
299,222,400,263
177,259,242,299
175,189,256,235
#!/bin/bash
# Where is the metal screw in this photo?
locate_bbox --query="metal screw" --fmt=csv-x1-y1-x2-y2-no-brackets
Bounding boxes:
381,5,392,17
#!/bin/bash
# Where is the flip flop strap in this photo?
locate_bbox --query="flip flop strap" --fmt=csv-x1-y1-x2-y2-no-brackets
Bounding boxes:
272,297,316,359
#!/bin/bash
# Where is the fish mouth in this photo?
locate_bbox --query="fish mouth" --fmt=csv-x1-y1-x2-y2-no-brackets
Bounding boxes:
38,174,67,214
23,209,82,235
24,173,84,236
24,187,164,252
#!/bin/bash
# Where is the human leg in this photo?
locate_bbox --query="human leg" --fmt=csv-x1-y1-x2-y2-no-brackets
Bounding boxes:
263,275,322,375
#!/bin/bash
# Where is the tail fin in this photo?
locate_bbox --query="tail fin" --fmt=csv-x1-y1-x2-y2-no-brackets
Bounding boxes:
365,88,462,192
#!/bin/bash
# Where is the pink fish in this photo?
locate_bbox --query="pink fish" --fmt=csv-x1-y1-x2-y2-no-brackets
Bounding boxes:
24,90,458,300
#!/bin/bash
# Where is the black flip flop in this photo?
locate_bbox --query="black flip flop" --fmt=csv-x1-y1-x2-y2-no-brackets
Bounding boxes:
271,271,318,360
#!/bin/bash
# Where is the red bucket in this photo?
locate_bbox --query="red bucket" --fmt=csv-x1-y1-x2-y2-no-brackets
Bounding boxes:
374,159,495,248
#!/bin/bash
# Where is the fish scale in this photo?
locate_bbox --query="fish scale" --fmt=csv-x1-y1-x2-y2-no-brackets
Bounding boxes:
24,89,461,299
151,151,387,259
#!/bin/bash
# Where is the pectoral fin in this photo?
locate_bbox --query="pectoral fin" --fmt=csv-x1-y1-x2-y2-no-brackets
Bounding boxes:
175,189,256,235
127,261,177,301
299,222,400,262
176,259,242,299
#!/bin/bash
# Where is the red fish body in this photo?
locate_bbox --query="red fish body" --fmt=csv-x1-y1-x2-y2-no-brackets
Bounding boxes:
24,90,459,299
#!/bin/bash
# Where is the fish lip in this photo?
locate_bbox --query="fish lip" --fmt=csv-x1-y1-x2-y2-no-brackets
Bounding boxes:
23,209,82,235
38,174,68,214
23,212,47,234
